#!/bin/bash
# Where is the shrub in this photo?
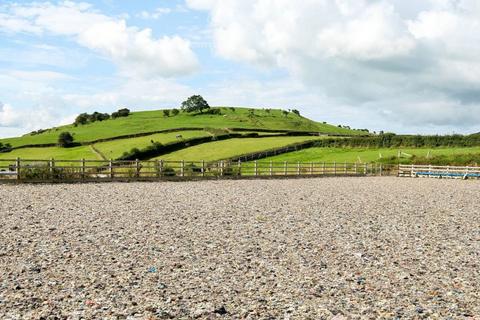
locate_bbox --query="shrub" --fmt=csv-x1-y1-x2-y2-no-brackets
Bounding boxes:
58,132,74,148
291,109,300,116
0,142,12,153
111,108,130,119
20,164,79,180
74,112,110,126
162,166,176,177
163,109,170,117
282,110,289,117
171,108,180,116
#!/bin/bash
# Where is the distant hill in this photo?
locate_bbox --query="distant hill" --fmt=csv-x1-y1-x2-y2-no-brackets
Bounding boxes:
0,107,364,148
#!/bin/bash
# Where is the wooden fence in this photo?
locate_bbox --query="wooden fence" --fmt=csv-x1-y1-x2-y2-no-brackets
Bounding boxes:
399,164,480,179
0,158,398,182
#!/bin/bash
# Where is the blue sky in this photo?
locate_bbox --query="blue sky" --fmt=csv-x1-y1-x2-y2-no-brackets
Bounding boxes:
1,0,480,137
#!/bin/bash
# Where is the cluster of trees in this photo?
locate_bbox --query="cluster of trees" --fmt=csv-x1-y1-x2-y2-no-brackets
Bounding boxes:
57,132,75,148
0,142,12,153
74,108,130,126
313,133,480,148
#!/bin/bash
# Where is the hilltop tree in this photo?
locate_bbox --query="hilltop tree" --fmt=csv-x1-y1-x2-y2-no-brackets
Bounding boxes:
163,109,170,117
282,110,289,117
112,108,130,119
181,95,210,113
171,108,180,116
58,132,74,148
291,109,300,116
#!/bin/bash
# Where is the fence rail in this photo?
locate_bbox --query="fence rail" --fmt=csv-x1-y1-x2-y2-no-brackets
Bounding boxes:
0,158,398,182
399,164,480,179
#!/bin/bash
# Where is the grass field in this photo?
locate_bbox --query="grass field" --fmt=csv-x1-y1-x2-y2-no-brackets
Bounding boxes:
155,136,324,161
246,147,480,163
94,130,211,160
0,145,100,162
0,108,361,148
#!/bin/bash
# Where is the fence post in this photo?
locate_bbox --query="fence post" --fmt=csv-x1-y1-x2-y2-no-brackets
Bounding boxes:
355,162,358,175
50,158,55,176
181,160,185,177
202,160,206,177
322,162,325,175
380,164,383,176
334,162,337,176
310,162,314,175
364,163,367,175
297,162,300,175
16,157,21,180
109,159,114,179
270,161,273,176
344,161,347,175
160,160,164,177
238,160,241,177
135,159,140,178
284,161,288,176
220,161,224,176
81,158,86,179
254,161,258,176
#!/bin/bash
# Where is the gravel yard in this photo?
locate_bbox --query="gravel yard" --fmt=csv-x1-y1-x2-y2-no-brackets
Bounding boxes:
0,177,479,319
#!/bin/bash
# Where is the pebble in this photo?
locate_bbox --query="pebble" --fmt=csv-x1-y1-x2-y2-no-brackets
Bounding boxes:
0,177,478,319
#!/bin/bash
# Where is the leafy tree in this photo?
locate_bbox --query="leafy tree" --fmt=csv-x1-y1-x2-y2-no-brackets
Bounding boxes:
282,110,289,117
171,108,180,116
0,142,12,153
163,109,170,117
291,109,300,116
181,95,210,113
58,132,74,148
112,108,130,119
75,113,89,125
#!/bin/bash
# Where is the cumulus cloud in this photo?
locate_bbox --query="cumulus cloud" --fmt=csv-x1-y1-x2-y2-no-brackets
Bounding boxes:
187,0,480,131
137,7,172,20
0,1,198,78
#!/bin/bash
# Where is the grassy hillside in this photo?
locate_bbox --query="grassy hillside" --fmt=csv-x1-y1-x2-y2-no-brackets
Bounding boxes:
155,136,325,162
94,130,211,160
0,145,100,162
0,107,361,148
244,147,480,164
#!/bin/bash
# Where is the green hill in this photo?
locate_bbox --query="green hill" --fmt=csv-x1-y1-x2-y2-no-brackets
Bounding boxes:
0,107,365,162
0,107,363,148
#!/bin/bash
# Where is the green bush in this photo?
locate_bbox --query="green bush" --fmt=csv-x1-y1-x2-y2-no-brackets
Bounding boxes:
58,132,74,148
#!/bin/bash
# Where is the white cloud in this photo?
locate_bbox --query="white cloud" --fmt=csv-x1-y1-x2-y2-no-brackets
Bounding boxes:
187,0,480,132
0,1,198,78
137,7,172,20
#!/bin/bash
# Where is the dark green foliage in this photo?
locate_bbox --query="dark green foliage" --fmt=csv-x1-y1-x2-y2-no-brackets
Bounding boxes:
74,111,110,126
291,109,300,116
29,129,48,136
181,95,210,113
20,165,79,180
229,107,235,112
379,153,480,166
0,142,12,153
202,108,221,115
58,132,74,148
248,109,255,117
162,166,177,177
171,108,180,116
282,110,289,117
111,108,130,119
163,109,170,117
313,133,480,148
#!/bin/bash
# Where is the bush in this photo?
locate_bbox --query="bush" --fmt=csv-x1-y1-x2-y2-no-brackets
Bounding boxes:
20,164,79,180
162,166,177,177
74,112,110,126
163,109,170,117
0,142,12,153
111,108,130,119
58,132,74,148
291,109,300,116
171,108,180,116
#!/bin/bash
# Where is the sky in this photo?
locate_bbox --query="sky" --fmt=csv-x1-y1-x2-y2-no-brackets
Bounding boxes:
1,0,480,138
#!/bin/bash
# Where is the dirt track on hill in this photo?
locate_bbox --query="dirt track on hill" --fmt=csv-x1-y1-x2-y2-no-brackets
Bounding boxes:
0,177,479,319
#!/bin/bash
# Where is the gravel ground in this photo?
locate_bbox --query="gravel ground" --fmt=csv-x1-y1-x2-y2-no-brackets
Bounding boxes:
0,177,479,320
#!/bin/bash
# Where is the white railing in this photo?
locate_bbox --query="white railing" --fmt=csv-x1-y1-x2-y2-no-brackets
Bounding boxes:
399,164,480,179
